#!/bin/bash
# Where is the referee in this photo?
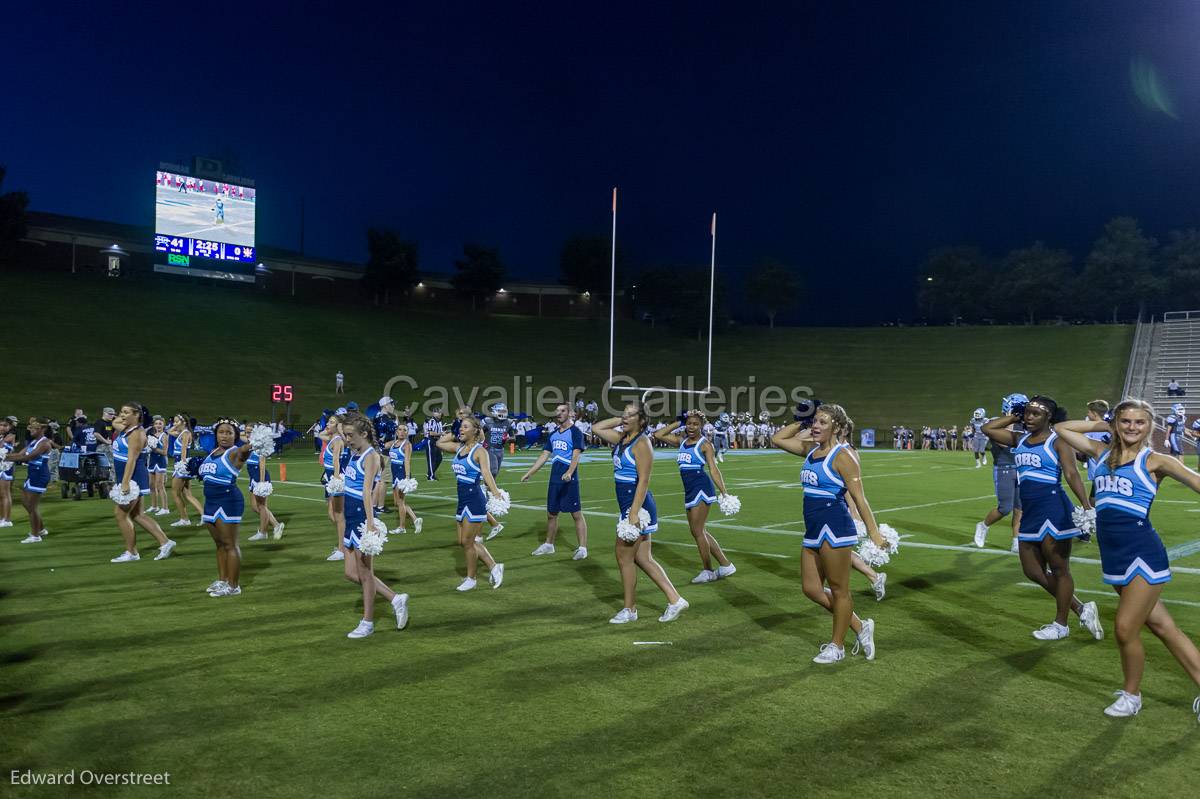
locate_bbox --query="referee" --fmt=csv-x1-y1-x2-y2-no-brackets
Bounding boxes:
423,409,445,480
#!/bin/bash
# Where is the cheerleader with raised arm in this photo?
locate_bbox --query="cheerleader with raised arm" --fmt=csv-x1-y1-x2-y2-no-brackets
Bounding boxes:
168,414,205,527
320,413,350,562
200,419,252,597
1,417,53,543
339,414,409,638
593,403,688,624
0,416,16,528
652,410,736,584
982,394,1104,642
1055,400,1200,720
384,422,422,535
771,404,883,663
244,423,284,542
108,403,176,563
145,415,171,516
436,417,505,591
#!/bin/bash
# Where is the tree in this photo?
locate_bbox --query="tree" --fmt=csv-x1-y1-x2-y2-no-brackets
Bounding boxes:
1079,217,1160,322
452,243,505,311
559,234,624,317
364,227,419,305
0,166,29,267
915,247,990,323
744,257,802,329
631,265,728,339
996,242,1072,324
1160,229,1200,311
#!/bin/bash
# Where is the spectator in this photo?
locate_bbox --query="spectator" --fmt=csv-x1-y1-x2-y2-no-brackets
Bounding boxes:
1168,378,1185,397
95,407,116,482
335,371,345,394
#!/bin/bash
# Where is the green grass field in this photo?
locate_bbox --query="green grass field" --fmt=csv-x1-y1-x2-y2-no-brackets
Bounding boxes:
4,271,1131,430
3,447,1198,798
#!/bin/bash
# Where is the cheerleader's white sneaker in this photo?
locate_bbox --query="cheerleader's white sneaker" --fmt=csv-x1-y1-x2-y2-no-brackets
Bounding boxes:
154,540,176,560
659,598,689,622
572,546,588,560
490,563,505,588
19,534,43,544
531,543,555,556
414,517,423,534
1103,691,1141,718
716,563,737,578
110,551,139,563
170,518,192,527
691,569,717,584
1079,601,1104,640
392,593,409,630
872,573,887,601
326,549,345,562
272,522,285,539
813,643,845,664
1033,622,1069,640
456,577,477,592
247,532,268,541
609,607,637,624
347,620,375,639
973,521,988,548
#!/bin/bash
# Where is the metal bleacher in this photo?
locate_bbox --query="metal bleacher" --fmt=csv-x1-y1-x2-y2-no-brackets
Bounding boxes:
1142,310,1200,419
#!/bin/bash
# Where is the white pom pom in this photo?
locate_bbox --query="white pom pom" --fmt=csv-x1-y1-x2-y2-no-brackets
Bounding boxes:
717,493,742,516
325,474,345,495
249,425,275,459
854,518,867,541
616,508,651,542
0,459,12,473
1071,506,1097,536
878,523,901,554
109,481,141,506
856,538,891,567
172,462,189,478
486,488,511,516
396,477,418,494
358,519,389,556
146,435,159,450
252,481,274,498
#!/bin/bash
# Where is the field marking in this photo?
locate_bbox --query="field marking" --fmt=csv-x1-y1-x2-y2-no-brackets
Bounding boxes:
874,494,994,513
1166,540,1200,560
652,539,791,559
1017,582,1200,609
761,520,805,529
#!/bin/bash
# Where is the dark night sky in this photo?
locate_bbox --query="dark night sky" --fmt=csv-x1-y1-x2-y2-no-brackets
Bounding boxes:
7,2,1200,321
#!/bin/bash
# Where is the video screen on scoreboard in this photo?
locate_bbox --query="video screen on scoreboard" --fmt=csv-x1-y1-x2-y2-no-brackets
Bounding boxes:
154,170,256,263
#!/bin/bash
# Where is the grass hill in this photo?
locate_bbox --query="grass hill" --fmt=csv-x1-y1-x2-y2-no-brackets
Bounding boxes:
4,271,1131,429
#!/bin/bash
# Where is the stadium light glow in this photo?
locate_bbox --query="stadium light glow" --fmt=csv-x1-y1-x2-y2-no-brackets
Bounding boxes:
498,288,506,293
417,282,424,287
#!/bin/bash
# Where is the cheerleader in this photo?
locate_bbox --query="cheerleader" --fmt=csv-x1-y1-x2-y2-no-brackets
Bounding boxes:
145,416,171,515
1,417,52,543
109,403,176,563
320,413,350,562
200,419,251,597
168,414,205,526
771,404,882,663
383,423,422,535
436,417,505,591
0,416,16,528
652,410,736,583
244,423,284,542
593,403,688,623
339,414,409,638
1055,401,1200,720
837,424,888,602
982,395,1104,641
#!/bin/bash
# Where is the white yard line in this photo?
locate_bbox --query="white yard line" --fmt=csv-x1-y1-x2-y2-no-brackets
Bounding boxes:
873,494,995,513
1017,582,1200,609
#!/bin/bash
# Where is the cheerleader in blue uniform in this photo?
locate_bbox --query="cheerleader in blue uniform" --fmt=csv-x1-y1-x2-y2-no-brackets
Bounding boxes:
652,410,736,584
145,416,171,516
1056,400,1200,720
200,419,252,597
244,423,284,542
109,403,175,563
983,395,1103,642
0,416,16,528
0,417,53,543
384,423,422,535
339,415,409,638
168,414,205,527
319,413,350,562
773,404,882,663
436,417,505,591
594,403,687,624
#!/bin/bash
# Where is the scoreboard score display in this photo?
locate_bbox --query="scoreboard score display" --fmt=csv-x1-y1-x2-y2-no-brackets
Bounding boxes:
271,384,294,403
